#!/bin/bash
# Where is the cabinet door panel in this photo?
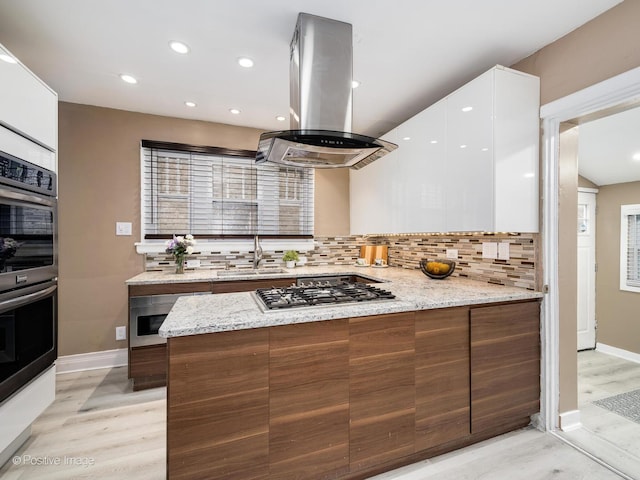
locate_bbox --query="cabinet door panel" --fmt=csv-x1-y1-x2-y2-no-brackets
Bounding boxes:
493,68,540,232
350,129,399,235
397,100,447,233
470,301,540,434
269,320,349,480
415,307,470,451
167,330,269,480
445,69,494,232
0,52,57,150
349,313,415,471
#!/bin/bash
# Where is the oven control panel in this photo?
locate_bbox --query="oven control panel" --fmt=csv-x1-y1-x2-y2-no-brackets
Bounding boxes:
0,149,56,196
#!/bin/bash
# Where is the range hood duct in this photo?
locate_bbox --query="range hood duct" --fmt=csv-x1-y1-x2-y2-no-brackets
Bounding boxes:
256,13,397,169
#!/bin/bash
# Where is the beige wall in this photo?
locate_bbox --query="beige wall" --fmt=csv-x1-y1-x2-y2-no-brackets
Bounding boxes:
58,102,349,356
596,181,640,355
315,169,350,235
579,175,599,189
557,126,579,413
512,0,640,416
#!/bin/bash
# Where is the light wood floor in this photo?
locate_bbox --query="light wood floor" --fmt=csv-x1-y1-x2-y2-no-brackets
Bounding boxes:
558,350,640,479
0,365,625,479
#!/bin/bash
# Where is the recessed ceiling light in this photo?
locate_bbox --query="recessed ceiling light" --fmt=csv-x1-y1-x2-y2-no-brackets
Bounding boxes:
119,74,137,84
403,137,411,141
238,57,254,68
460,144,467,149
524,172,536,178
430,140,438,144
0,53,17,64
633,152,640,161
229,108,241,115
461,106,473,112
352,80,361,89
185,101,197,107
169,41,190,54
275,115,286,122
481,147,489,151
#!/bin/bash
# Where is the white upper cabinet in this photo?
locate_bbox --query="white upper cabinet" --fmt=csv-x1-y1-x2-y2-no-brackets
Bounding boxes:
350,128,399,235
0,43,58,153
445,70,494,232
350,65,539,235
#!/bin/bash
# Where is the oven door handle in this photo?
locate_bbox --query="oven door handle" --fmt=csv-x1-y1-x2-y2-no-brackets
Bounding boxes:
0,284,57,314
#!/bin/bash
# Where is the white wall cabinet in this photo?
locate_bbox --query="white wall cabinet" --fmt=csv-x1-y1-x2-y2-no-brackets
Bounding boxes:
350,65,539,235
0,43,58,153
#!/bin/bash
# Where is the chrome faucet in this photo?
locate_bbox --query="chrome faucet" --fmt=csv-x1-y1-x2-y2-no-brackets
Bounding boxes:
253,235,263,269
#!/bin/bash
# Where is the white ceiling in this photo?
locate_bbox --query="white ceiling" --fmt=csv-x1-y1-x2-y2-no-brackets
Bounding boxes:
0,0,622,139
578,105,640,186
2,0,634,187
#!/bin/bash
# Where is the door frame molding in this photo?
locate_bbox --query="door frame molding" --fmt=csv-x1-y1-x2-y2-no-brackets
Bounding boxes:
540,65,640,432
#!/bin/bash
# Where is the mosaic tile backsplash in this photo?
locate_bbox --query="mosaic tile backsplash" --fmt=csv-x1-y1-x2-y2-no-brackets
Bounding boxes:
145,233,538,291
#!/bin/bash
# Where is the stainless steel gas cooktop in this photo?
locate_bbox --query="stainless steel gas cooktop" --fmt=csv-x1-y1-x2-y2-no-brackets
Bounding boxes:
254,277,395,311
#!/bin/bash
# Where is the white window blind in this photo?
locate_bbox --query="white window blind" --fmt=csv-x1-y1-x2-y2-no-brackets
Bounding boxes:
620,204,640,292
141,142,314,238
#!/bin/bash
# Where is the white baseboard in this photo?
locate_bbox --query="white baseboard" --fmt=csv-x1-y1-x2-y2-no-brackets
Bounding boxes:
559,410,582,432
56,348,128,374
596,343,640,364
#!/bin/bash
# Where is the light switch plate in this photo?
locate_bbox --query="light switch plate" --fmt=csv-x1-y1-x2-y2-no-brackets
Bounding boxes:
116,222,132,236
498,242,510,260
115,326,127,341
482,242,498,259
446,249,458,260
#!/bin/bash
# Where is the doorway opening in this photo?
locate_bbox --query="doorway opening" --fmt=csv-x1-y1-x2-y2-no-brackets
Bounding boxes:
541,67,640,479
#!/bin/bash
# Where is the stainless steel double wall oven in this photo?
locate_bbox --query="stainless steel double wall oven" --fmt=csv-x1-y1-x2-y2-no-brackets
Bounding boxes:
0,149,57,405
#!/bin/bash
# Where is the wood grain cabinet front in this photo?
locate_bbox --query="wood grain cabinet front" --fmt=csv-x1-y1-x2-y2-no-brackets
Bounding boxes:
167,329,270,480
165,300,541,480
415,307,470,451
269,320,350,480
349,313,416,471
470,301,541,434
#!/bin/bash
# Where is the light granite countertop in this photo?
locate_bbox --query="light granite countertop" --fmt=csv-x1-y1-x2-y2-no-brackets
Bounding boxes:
125,265,543,338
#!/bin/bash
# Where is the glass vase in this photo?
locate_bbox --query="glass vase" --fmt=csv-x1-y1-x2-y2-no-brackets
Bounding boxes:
175,254,185,274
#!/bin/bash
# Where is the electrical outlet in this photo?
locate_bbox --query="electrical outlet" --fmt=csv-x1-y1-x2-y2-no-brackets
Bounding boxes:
498,242,510,260
115,326,127,341
482,242,498,259
446,248,458,260
186,259,201,268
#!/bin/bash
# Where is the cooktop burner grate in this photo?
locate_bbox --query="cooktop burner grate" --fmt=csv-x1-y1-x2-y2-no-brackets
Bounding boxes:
255,282,395,310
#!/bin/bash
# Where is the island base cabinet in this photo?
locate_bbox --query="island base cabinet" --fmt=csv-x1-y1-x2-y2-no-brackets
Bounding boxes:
165,300,541,480
167,330,270,480
415,307,470,451
349,313,416,471
470,301,541,434
269,320,350,480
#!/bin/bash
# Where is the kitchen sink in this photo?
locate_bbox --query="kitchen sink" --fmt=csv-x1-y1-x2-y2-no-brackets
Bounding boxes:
217,268,287,277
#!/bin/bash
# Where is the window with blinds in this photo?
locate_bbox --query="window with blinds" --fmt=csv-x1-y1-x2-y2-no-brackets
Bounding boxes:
141,141,314,238
621,204,640,292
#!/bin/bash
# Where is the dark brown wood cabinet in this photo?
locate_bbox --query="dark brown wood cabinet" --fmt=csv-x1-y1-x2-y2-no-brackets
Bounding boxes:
269,320,350,480
167,329,270,480
165,299,541,480
415,307,470,451
349,313,415,470
470,301,541,434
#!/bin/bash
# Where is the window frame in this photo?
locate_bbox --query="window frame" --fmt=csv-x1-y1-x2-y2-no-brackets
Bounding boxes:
136,140,315,254
620,203,640,293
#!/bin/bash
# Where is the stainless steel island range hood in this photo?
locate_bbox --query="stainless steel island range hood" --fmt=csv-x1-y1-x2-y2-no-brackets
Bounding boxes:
256,13,397,169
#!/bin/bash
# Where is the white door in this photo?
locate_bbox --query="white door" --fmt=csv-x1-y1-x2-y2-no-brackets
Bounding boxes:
577,190,597,350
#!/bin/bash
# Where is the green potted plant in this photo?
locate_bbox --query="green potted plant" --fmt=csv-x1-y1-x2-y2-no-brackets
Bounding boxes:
282,250,300,268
